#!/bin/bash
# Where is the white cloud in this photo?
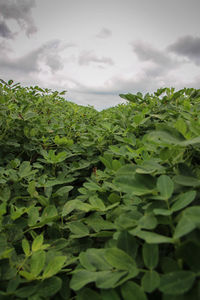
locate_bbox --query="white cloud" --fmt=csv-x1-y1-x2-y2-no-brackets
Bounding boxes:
78,50,114,66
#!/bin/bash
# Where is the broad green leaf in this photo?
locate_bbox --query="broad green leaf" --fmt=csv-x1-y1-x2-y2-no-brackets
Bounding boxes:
141,270,160,293
138,214,157,229
15,285,38,298
121,281,147,300
70,270,97,291
10,205,27,220
18,161,32,178
28,207,39,226
68,221,89,237
30,250,46,277
32,234,43,252
114,174,154,196
142,243,159,269
42,256,66,278
62,200,92,216
85,213,115,232
135,231,174,244
105,248,138,275
77,288,102,300
174,118,187,136
117,231,139,259
96,270,127,289
157,175,174,199
79,249,111,271
173,175,200,187
101,289,121,300
6,276,21,293
174,216,196,239
41,205,57,220
171,191,196,212
37,276,62,297
54,185,73,196
159,271,195,295
19,271,35,281
89,196,106,211
184,206,200,225
0,186,10,201
22,239,30,256
28,181,38,198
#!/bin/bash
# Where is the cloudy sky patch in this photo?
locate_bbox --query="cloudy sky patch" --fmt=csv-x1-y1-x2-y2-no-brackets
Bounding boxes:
0,0,200,110
168,35,200,66
96,27,112,39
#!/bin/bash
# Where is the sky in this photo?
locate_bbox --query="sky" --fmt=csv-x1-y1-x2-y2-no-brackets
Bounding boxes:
0,0,200,110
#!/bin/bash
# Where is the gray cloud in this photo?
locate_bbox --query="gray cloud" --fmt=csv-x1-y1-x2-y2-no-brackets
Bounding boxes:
0,20,14,39
0,39,68,74
132,41,176,67
168,35,200,66
78,50,114,66
96,27,112,39
0,0,37,37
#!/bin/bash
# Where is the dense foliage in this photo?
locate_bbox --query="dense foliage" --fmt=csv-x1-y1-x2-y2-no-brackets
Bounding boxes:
0,79,200,299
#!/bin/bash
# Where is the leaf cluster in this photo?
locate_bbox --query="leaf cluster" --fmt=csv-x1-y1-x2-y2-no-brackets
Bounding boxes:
0,80,200,299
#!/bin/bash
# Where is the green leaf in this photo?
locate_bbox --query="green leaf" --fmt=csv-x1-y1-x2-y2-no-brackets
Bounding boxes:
159,271,195,295
89,196,106,211
114,174,154,196
173,175,200,187
18,161,32,178
138,214,157,229
79,248,111,271
18,271,35,281
142,243,159,269
77,288,102,300
15,285,38,298
28,181,38,198
30,250,46,277
173,206,200,239
28,207,39,226
41,205,58,221
68,221,89,237
37,276,62,297
104,248,138,275
0,186,11,201
121,281,147,300
171,191,196,212
22,239,30,256
101,289,121,300
141,270,160,293
96,270,127,289
135,231,173,244
117,231,139,259
174,215,196,239
174,118,187,137
184,206,200,225
62,200,92,216
157,175,174,199
54,185,73,196
42,256,66,278
70,270,97,291
32,234,43,252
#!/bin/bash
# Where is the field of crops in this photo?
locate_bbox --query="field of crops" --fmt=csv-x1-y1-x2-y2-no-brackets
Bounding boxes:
0,79,200,299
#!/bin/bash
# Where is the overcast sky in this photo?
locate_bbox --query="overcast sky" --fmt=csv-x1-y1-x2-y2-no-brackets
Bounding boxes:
1,0,200,110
